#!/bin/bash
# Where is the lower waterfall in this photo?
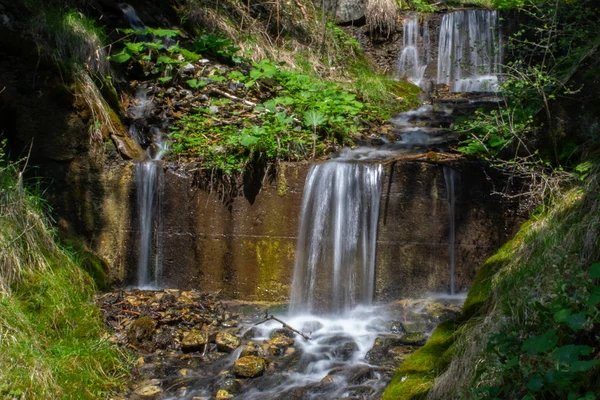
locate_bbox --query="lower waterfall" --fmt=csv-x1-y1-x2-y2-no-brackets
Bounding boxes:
289,161,383,314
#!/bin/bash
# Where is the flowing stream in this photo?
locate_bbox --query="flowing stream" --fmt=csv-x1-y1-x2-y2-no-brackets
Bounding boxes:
443,166,459,295
397,14,431,87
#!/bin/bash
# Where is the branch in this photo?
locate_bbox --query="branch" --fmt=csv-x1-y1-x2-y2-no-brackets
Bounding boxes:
255,314,311,340
382,151,464,167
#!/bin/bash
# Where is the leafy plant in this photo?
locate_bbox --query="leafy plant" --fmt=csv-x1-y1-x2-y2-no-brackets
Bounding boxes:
193,32,241,63
474,263,600,399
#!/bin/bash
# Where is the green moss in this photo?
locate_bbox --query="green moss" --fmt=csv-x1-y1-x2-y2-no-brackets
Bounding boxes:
383,319,460,400
249,240,294,300
277,163,288,197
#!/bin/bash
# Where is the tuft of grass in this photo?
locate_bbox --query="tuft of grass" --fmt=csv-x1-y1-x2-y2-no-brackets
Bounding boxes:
0,142,130,398
366,0,398,35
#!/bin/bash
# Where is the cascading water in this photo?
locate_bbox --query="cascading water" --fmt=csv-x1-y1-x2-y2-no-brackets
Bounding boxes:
398,14,431,87
437,9,502,92
443,166,459,295
289,161,383,314
130,88,168,288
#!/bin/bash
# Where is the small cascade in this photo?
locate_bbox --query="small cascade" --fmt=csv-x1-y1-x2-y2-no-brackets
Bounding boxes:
130,88,169,288
443,166,459,295
398,14,431,87
437,9,502,92
289,161,383,315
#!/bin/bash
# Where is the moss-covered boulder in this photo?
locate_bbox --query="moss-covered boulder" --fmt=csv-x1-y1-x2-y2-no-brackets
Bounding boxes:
181,329,208,352
215,331,241,353
233,356,267,378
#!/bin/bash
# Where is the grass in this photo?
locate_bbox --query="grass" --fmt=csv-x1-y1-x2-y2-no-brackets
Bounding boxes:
0,145,130,398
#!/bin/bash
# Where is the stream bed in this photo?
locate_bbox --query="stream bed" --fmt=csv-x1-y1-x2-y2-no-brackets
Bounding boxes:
98,290,464,399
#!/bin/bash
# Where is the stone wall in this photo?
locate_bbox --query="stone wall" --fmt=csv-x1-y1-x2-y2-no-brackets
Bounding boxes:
87,159,525,301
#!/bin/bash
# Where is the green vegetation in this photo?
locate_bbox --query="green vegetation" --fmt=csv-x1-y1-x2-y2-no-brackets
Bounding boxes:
0,142,129,398
109,23,419,173
456,0,600,170
384,165,600,399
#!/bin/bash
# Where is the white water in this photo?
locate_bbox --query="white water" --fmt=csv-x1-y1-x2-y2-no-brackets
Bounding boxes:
131,88,169,288
437,9,502,92
289,161,383,315
443,166,459,295
398,14,430,87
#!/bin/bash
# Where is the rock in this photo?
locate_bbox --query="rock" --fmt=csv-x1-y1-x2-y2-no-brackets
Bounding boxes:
270,328,295,340
240,342,265,358
181,329,208,352
401,321,430,334
243,327,258,339
321,375,336,383
127,317,156,347
135,380,162,397
399,333,428,346
216,389,234,399
215,378,241,394
216,331,241,353
233,356,267,378
389,320,405,334
152,331,174,350
333,341,359,361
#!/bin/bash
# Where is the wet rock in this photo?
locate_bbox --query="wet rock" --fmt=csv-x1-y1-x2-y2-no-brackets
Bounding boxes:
389,320,405,334
365,344,389,363
215,331,241,353
215,378,241,394
127,317,156,348
243,327,258,339
181,330,208,352
333,341,359,361
300,320,323,334
366,317,388,332
401,321,430,334
399,333,428,346
270,328,295,340
240,342,265,357
389,346,416,363
233,356,267,378
215,389,234,399
135,380,162,396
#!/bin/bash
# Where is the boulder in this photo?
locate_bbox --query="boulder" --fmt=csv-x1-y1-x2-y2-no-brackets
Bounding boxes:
215,331,241,353
233,356,267,378
127,317,156,348
181,329,208,352
240,342,265,358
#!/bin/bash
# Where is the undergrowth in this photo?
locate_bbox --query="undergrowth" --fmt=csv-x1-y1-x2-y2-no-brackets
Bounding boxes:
0,142,129,398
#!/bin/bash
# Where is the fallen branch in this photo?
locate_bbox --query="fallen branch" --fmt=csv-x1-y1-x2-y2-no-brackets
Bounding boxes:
383,151,464,167
209,87,257,107
255,314,311,340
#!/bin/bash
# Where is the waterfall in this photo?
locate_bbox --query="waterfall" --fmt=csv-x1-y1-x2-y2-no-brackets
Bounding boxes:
437,9,502,92
135,137,167,288
130,88,168,288
289,161,383,315
398,14,430,87
443,167,458,295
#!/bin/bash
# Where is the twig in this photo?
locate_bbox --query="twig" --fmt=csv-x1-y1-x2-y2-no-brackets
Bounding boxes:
255,315,311,340
208,87,257,107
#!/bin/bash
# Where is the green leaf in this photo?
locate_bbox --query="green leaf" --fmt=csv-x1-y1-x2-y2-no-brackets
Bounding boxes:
527,376,543,392
590,263,600,279
522,329,558,355
109,51,131,63
567,313,587,331
552,345,592,364
554,308,571,323
239,134,259,147
144,41,164,50
158,76,172,83
304,110,327,129
570,360,600,372
125,42,145,53
186,79,209,89
263,100,278,113
148,28,180,38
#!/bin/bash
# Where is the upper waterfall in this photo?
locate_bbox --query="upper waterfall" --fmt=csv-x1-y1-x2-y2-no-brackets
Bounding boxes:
437,9,502,92
398,14,431,88
289,161,383,315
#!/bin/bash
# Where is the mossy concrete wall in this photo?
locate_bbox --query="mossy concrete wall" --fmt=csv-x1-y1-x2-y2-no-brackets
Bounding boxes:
81,160,524,301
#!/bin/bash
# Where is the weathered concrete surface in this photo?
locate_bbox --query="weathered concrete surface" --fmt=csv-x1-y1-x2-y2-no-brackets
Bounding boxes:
86,159,524,301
